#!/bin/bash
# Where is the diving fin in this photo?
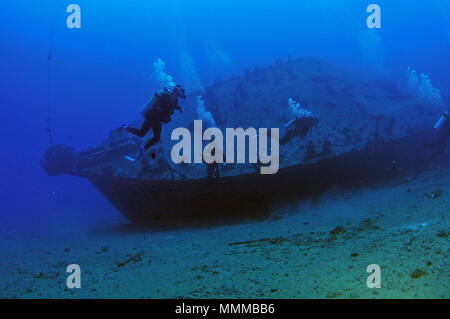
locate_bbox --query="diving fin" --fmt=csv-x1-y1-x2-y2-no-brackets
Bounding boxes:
284,117,297,128
124,155,139,162
109,123,128,145
124,146,144,162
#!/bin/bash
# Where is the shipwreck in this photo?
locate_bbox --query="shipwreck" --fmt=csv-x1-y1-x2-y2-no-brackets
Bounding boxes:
40,58,443,224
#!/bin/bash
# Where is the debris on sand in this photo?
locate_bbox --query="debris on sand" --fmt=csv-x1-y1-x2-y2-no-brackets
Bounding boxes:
424,189,443,199
97,246,110,254
229,236,287,247
397,222,429,234
329,225,346,235
229,238,271,246
436,230,449,238
116,250,145,268
411,269,428,279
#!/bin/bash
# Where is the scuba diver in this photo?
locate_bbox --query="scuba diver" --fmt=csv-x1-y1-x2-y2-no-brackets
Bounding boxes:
418,92,450,162
118,84,186,162
280,113,319,145
204,147,227,184
205,148,220,183
418,110,450,162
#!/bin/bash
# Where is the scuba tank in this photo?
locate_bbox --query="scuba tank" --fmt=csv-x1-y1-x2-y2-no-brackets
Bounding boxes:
434,111,449,131
140,96,156,117
140,87,171,117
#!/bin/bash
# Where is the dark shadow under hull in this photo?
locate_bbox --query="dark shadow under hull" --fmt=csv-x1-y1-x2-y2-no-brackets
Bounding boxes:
84,128,447,225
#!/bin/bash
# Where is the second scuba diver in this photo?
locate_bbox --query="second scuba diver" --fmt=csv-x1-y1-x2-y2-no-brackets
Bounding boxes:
419,110,450,161
418,93,450,162
280,113,319,145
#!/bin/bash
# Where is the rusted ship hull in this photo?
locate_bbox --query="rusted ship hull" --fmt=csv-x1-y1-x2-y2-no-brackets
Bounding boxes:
71,129,435,224
40,58,445,224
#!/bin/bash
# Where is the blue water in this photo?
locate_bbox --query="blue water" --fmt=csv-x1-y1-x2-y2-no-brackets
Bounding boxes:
0,1,449,298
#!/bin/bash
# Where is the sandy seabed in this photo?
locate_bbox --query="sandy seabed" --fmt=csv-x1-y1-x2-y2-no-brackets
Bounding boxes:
1,163,449,299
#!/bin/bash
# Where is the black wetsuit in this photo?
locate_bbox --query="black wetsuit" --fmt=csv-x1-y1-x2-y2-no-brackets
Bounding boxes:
205,146,226,183
126,92,182,149
280,116,318,146
207,161,220,183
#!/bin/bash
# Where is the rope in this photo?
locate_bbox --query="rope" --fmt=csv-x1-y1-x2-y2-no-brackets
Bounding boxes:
46,0,58,145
